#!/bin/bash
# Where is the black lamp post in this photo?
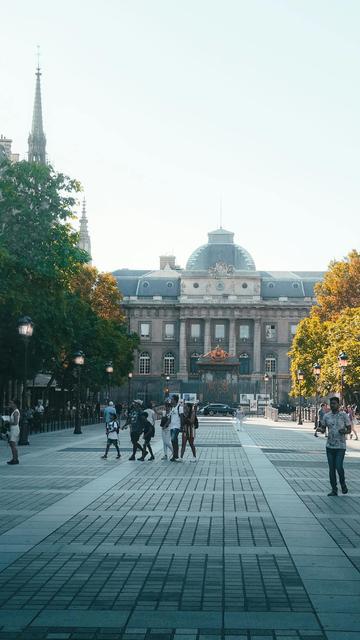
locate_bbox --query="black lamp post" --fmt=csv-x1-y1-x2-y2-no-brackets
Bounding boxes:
264,373,269,413
165,375,170,399
338,351,348,406
105,361,113,400
127,372,133,410
73,350,85,434
297,370,304,425
18,316,34,446
313,363,321,427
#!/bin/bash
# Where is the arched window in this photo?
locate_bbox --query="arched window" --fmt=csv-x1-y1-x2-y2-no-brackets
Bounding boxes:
190,352,201,374
265,354,277,374
239,353,250,375
163,352,175,375
139,352,151,375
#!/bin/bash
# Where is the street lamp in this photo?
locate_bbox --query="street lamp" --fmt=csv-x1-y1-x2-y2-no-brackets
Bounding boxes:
165,375,170,399
73,350,85,434
297,370,304,425
313,363,321,428
338,351,348,406
18,316,34,445
127,372,133,409
105,361,113,400
264,372,269,401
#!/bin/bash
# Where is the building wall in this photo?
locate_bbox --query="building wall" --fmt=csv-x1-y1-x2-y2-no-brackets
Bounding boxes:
124,299,310,404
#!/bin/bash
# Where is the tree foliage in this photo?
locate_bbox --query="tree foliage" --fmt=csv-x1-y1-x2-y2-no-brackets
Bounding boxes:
0,159,138,401
312,250,360,321
290,250,360,401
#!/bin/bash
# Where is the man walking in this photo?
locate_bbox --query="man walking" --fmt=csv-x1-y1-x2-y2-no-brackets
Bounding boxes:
323,397,351,496
126,400,145,460
169,395,183,461
103,400,116,426
314,402,328,437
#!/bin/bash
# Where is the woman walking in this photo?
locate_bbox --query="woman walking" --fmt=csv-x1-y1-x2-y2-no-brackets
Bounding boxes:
180,402,198,462
7,399,20,465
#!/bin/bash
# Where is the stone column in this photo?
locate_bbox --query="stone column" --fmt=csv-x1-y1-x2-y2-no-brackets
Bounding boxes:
204,319,211,354
178,319,188,381
253,319,261,373
229,319,236,355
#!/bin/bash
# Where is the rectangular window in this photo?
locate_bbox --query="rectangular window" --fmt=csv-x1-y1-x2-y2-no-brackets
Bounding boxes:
239,325,250,340
265,324,276,340
165,323,175,338
290,324,298,337
140,323,150,338
191,323,201,338
215,324,225,339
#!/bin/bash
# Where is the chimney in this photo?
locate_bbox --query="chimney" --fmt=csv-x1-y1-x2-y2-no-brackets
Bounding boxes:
160,255,176,270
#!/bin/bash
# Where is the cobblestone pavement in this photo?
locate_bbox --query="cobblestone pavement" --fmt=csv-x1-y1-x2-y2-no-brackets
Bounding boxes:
0,417,359,639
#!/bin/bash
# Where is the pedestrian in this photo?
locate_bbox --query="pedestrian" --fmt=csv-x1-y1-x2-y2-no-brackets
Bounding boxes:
160,401,173,460
346,405,358,440
169,394,184,462
139,402,156,460
322,396,351,496
126,400,145,460
101,416,121,459
103,400,116,426
235,406,244,430
7,399,20,465
180,402,198,461
314,402,329,437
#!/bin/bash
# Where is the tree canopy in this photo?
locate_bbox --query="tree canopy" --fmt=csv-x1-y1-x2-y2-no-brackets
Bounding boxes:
289,250,360,401
0,158,138,402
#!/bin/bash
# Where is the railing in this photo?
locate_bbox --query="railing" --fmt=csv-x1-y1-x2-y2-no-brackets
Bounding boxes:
27,411,101,434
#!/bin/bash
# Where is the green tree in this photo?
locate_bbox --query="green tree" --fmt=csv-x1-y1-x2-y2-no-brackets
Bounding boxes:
289,316,330,396
312,250,360,321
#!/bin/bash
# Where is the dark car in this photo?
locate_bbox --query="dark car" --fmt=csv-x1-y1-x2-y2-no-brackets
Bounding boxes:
202,403,236,416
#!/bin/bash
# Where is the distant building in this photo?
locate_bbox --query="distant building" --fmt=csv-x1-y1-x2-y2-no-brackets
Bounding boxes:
0,135,19,163
78,198,92,263
114,228,324,405
28,65,46,164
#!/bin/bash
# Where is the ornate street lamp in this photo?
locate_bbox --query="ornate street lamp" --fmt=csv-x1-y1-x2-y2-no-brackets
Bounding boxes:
73,350,85,434
105,361,114,400
313,363,321,428
127,372,133,410
18,316,34,445
297,370,304,425
338,351,348,405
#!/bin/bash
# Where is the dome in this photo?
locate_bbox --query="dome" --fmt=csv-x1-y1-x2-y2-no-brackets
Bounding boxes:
186,228,256,271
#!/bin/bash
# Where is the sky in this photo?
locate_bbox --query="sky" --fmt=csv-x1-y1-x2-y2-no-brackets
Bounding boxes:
1,0,360,274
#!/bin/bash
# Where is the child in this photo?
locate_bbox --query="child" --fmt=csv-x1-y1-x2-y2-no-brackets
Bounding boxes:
101,417,121,459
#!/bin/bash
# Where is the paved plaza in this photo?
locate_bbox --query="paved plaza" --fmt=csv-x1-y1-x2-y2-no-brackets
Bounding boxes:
0,417,359,640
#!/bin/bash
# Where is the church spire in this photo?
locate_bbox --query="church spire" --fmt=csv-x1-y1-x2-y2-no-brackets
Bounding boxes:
28,57,46,164
78,198,92,263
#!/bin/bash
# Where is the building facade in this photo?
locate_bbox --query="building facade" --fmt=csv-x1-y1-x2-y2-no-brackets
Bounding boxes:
115,228,323,405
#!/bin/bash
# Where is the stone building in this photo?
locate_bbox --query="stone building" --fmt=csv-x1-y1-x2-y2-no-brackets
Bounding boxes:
115,228,323,405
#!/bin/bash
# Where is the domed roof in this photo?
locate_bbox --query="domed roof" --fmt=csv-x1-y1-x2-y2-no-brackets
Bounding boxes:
186,228,256,272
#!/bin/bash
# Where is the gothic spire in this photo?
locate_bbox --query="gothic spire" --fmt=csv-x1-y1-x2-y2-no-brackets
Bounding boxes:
28,61,46,163
79,198,92,263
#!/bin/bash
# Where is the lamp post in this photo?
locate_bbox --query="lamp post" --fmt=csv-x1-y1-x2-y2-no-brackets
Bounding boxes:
127,372,133,410
18,316,34,446
297,370,304,425
338,351,348,406
165,375,170,399
264,373,269,417
313,363,321,428
105,361,113,400
73,350,85,434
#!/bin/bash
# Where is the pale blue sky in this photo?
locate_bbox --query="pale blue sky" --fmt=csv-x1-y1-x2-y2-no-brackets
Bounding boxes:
1,0,360,273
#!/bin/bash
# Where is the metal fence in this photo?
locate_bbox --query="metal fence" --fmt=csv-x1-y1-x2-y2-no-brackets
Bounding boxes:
26,410,101,434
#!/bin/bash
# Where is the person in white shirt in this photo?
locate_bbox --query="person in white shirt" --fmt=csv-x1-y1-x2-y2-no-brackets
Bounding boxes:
160,401,173,460
101,417,121,459
7,399,20,465
169,395,183,461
